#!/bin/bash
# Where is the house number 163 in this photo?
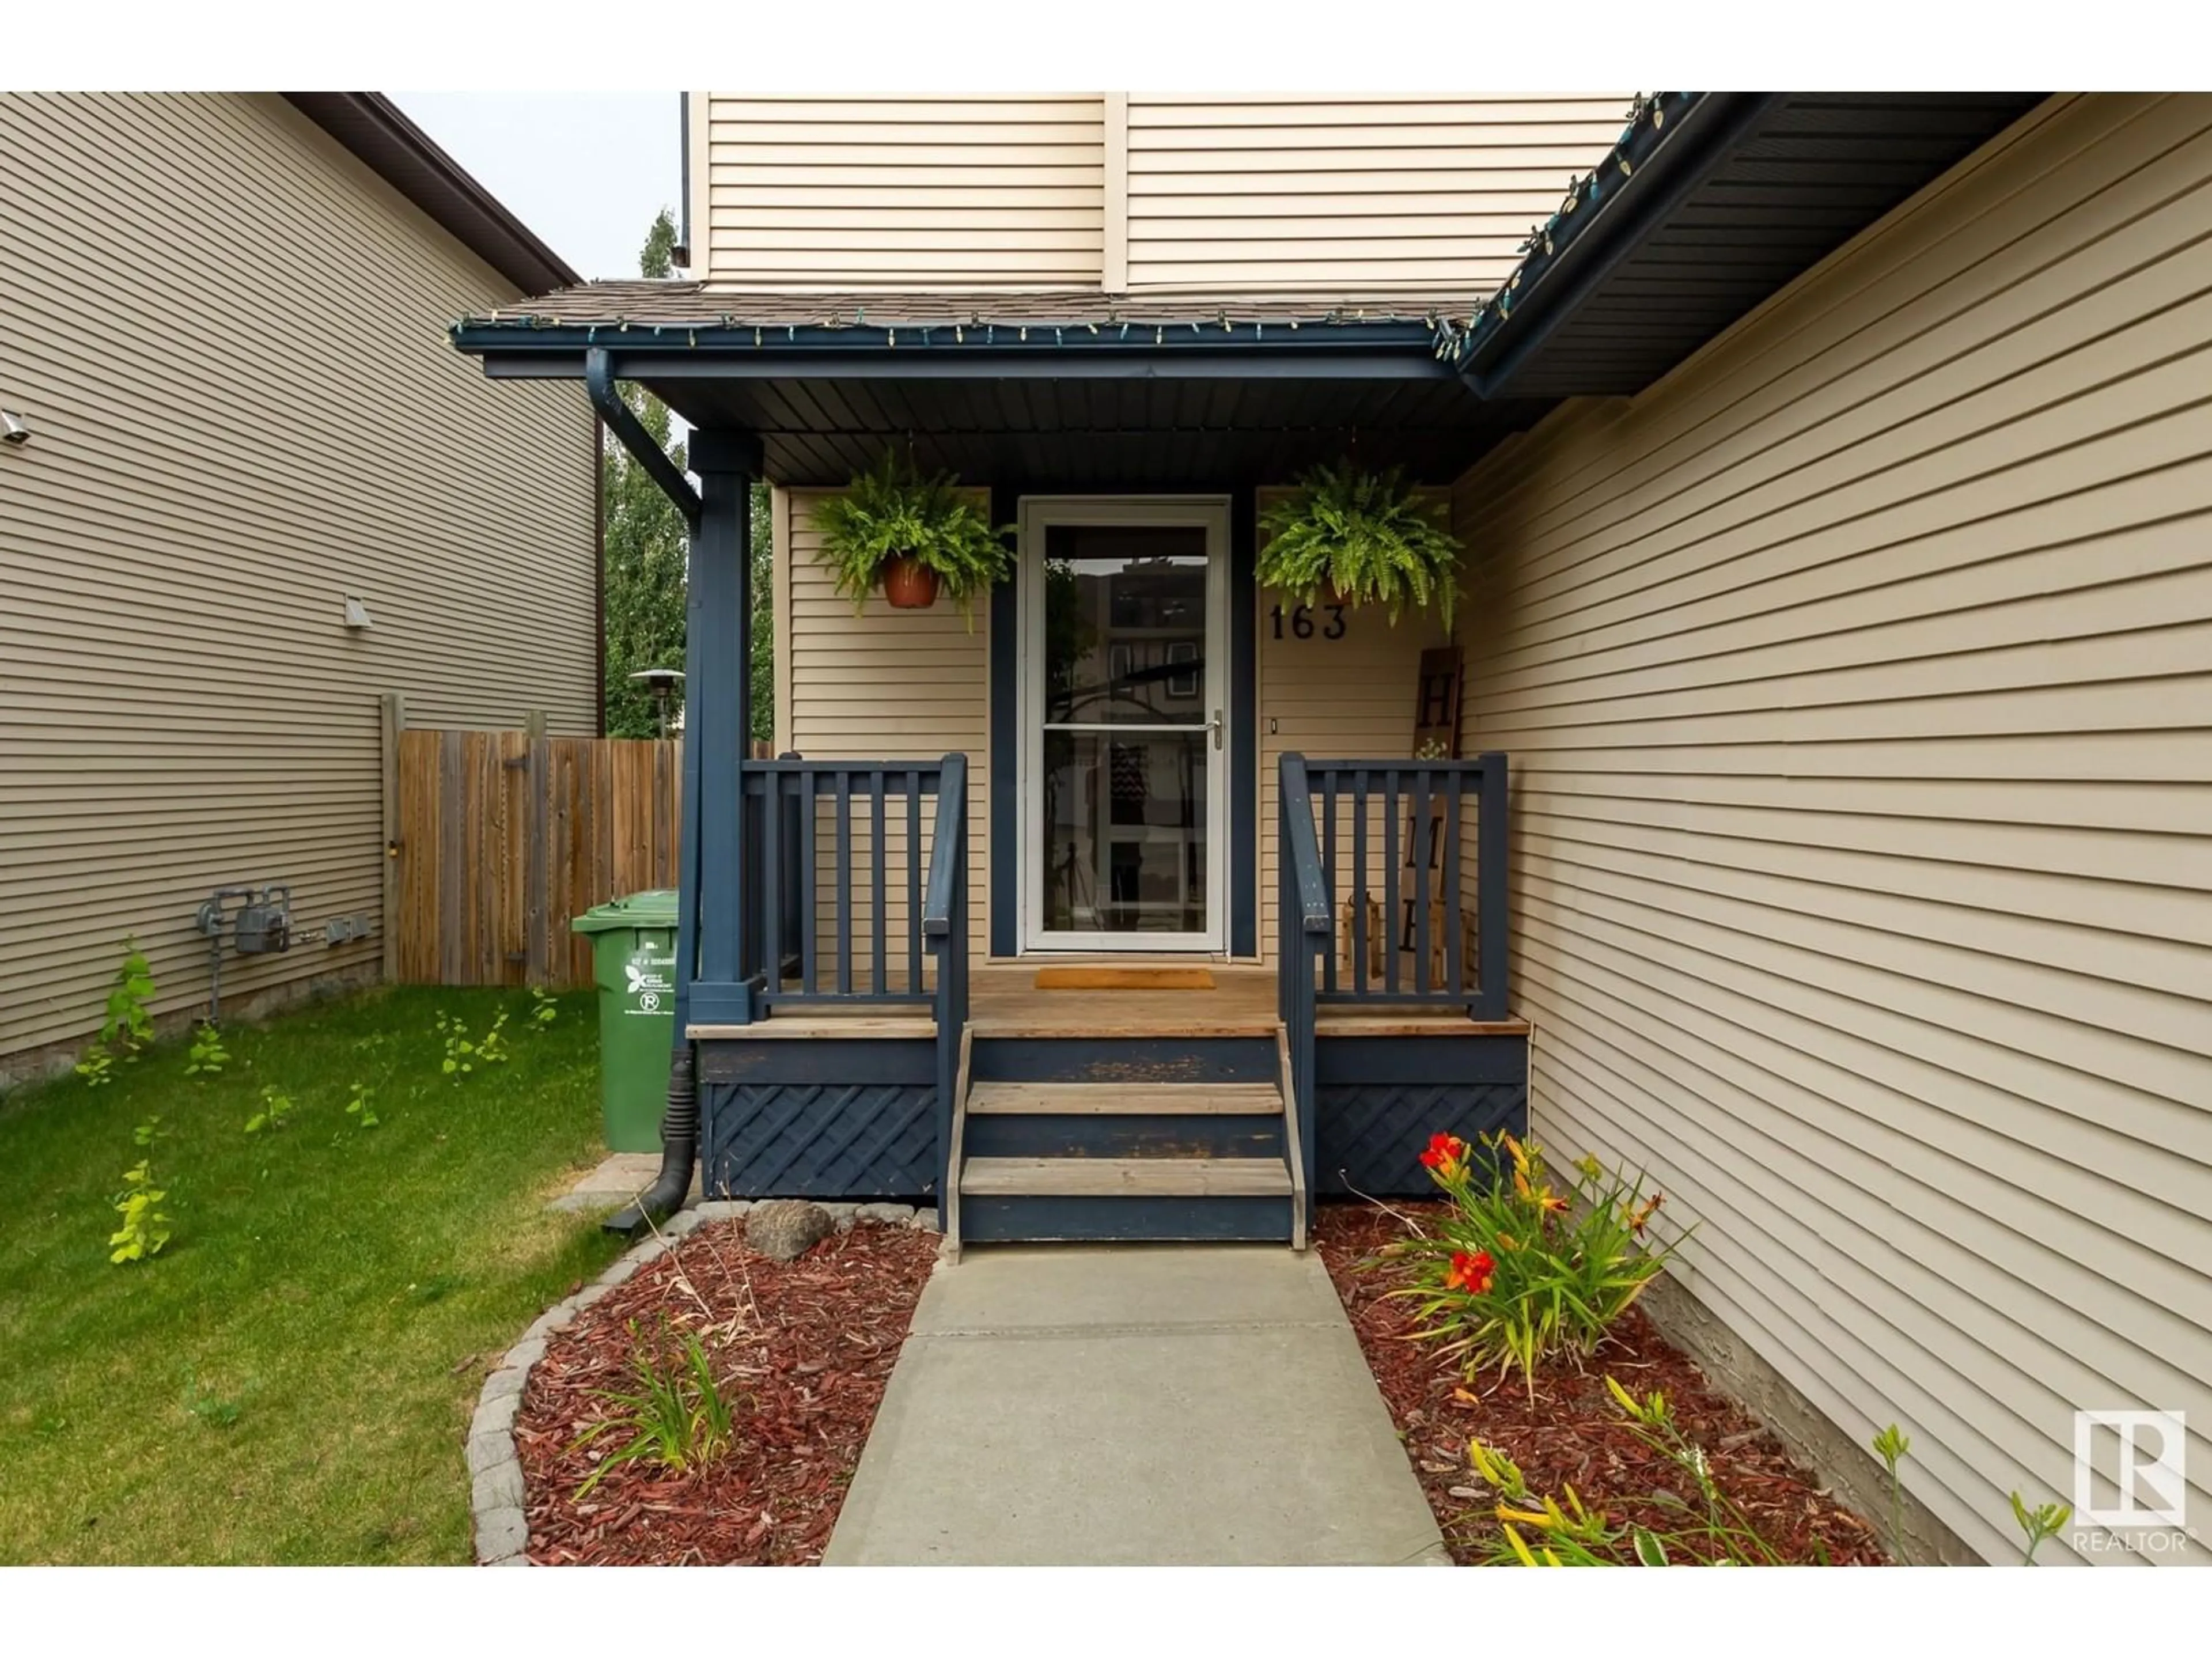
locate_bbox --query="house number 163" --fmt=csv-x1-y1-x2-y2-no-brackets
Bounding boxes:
1270,603,1348,641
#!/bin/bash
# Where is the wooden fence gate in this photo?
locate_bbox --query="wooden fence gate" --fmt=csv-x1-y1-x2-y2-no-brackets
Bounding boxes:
387,717,683,988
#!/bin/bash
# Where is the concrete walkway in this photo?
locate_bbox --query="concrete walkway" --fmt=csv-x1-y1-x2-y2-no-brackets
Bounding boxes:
824,1245,1449,1566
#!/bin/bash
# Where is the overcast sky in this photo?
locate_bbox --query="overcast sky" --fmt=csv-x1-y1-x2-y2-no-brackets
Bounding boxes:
391,92,681,285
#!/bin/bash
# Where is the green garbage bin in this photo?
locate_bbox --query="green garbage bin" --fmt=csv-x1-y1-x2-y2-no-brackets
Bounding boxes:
571,890,680,1152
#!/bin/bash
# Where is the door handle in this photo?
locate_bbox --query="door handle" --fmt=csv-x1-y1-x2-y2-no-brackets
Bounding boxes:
1208,709,1224,751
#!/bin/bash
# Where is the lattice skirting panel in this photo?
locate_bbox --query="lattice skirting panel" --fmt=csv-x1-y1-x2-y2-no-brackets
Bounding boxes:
1313,1034,1528,1198
699,1038,940,1200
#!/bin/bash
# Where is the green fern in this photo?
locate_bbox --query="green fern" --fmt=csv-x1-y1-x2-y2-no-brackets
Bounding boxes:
810,449,1012,624
1257,461,1464,631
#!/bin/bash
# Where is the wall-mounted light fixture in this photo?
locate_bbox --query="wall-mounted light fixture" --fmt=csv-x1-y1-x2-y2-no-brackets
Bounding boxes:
1,410,29,448
343,596,375,630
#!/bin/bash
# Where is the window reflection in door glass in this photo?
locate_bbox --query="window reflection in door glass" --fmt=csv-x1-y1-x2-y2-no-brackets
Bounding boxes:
1042,525,1208,727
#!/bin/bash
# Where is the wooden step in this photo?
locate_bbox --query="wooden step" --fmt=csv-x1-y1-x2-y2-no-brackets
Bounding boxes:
961,1194,1293,1244
970,1033,1280,1086
969,1014,1279,1039
965,1082,1283,1117
960,1157,1292,1198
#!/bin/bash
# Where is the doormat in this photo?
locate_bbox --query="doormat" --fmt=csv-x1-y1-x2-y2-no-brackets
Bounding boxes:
1033,967,1217,991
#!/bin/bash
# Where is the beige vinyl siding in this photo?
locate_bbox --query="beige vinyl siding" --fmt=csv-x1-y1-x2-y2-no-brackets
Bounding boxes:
0,93,594,1066
1126,94,1629,290
1255,487,1454,961
701,94,1106,289
1448,92,2212,1565
777,489,990,958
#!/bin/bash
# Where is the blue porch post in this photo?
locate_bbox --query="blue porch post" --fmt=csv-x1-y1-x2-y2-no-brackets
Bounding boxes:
684,429,763,1026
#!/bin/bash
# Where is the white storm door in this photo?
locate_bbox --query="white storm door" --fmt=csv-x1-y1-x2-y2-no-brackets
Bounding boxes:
1019,498,1230,953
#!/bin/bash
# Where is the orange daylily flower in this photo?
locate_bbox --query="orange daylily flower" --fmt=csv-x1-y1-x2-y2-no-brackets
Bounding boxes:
1628,1193,1664,1233
1419,1132,1468,1176
1446,1249,1496,1295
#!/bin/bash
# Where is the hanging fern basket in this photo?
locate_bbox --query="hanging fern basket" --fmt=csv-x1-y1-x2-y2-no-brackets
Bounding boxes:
880,554,941,609
810,450,1014,627
1256,460,1464,631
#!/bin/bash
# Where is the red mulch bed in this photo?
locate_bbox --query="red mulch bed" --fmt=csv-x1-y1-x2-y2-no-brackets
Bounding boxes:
514,1220,939,1565
1315,1201,1885,1565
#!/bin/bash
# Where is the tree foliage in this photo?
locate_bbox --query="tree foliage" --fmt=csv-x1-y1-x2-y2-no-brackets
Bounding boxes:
601,210,774,742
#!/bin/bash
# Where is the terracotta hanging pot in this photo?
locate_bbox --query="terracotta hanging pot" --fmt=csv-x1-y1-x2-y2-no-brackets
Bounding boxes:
880,554,940,610
1321,578,1359,609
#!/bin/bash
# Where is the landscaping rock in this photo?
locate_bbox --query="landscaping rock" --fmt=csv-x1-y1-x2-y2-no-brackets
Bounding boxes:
854,1202,915,1227
523,1307,574,1342
501,1336,547,1372
473,1459,525,1514
472,1389,520,1437
475,1504,528,1562
746,1199,835,1261
467,1430,516,1477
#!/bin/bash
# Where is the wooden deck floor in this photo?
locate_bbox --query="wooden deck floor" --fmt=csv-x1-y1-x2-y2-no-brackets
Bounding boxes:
972,963,1278,1036
691,960,1526,1040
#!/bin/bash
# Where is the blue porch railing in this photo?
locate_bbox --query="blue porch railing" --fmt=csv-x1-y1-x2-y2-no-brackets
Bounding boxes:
730,753,969,1214
738,756,967,1013
1278,752,1512,1195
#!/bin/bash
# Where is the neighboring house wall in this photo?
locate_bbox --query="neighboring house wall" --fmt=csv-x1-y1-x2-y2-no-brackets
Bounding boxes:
1448,91,2212,1564
1126,94,1630,291
696,92,1627,293
0,92,596,1071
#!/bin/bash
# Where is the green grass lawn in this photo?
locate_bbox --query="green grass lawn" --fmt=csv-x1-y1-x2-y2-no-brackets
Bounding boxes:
0,985,632,1564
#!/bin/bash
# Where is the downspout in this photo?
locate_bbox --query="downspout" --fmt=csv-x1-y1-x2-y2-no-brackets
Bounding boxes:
586,349,700,530
590,347,704,1233
592,410,607,736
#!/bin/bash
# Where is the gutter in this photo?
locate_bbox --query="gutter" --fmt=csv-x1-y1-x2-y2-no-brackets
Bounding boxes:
459,315,1449,353
451,312,1462,386
455,319,1462,391
1452,92,1783,397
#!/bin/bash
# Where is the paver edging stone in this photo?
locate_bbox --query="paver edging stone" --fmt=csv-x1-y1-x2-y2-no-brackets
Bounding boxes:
467,1198,934,1564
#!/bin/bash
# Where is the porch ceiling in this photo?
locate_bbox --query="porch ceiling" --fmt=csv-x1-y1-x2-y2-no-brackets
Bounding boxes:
656,374,1551,488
